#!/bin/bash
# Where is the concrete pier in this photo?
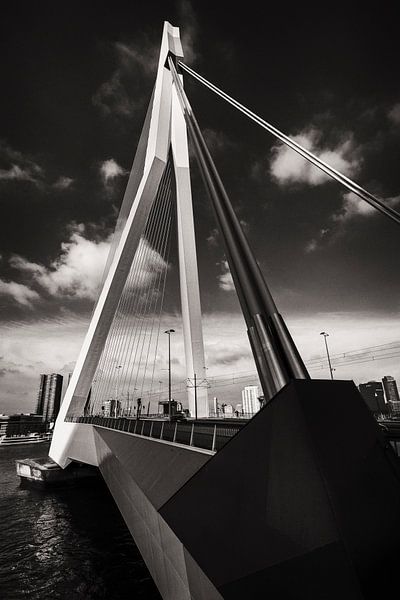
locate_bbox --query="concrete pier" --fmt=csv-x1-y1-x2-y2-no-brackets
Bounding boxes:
16,456,99,486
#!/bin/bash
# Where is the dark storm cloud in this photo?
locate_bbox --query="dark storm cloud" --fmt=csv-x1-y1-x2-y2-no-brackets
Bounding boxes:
0,140,44,185
0,1,399,411
93,41,159,118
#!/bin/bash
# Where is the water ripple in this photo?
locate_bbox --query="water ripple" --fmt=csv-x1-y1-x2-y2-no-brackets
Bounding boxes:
0,445,161,599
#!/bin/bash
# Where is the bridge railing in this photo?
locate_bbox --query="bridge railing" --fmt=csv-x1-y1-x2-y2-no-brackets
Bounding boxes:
65,415,244,452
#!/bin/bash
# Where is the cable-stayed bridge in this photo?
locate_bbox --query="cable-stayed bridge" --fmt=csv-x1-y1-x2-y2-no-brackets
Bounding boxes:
47,22,400,600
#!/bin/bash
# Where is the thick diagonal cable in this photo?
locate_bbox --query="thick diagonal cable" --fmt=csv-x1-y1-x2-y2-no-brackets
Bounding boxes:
179,61,400,226
170,57,309,401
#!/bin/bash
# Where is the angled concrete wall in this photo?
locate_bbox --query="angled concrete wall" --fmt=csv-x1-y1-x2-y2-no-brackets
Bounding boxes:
93,428,221,599
160,380,400,599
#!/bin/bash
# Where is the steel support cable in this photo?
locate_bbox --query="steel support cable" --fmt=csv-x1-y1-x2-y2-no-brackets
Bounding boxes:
145,178,174,405
178,62,400,227
129,180,173,400
121,165,172,401
139,193,173,401
93,213,154,410
115,202,166,398
105,173,171,409
127,181,172,403
112,193,167,404
120,162,169,396
94,210,155,407
169,59,287,399
93,171,170,411
169,57,308,403
147,226,172,406
110,163,172,387
136,217,171,403
92,236,148,410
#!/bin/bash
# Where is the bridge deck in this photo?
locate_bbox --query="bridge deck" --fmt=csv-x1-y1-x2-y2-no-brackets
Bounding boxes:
66,415,245,453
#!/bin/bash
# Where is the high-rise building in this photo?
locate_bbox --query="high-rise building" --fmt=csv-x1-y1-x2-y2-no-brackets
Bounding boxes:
382,376,400,404
212,397,219,415
102,399,121,417
0,414,45,437
358,381,387,414
241,385,260,415
35,373,63,422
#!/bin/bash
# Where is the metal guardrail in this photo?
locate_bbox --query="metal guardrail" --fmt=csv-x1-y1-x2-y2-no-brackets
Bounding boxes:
378,420,400,458
65,415,244,452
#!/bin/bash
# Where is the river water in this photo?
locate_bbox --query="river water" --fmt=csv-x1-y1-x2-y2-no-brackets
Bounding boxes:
0,443,161,599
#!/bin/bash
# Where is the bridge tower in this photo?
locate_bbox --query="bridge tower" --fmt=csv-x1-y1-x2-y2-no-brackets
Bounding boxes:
50,22,208,468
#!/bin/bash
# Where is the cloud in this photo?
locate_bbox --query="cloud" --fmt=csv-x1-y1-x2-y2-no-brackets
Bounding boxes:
0,279,40,307
1,307,400,415
333,192,400,224
0,314,88,413
100,158,127,184
133,238,168,287
388,103,400,126
177,0,199,63
206,228,219,247
53,176,74,190
268,128,362,187
0,140,43,185
0,366,20,378
304,228,329,253
305,239,318,253
304,193,400,252
8,225,168,305
202,128,237,158
217,260,235,292
93,41,158,118
11,228,110,301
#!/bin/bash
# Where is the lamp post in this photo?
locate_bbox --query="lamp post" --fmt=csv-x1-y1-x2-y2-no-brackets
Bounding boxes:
320,332,334,380
115,365,122,416
164,329,175,419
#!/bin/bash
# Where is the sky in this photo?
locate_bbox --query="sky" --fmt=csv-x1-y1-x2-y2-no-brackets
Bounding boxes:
0,1,399,414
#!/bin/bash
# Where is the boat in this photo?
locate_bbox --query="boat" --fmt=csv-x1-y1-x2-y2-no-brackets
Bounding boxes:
0,432,52,446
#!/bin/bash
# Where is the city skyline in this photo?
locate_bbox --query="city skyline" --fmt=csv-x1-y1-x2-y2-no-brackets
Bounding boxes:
1,2,400,413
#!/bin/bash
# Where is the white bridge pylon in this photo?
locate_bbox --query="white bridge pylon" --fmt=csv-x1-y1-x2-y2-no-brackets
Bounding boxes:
50,22,208,468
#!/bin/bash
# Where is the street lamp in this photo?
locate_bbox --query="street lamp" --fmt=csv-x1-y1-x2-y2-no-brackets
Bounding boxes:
115,365,122,416
164,329,175,419
320,332,334,380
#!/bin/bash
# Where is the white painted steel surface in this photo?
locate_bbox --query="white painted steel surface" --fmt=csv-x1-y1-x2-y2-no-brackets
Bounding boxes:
50,22,208,467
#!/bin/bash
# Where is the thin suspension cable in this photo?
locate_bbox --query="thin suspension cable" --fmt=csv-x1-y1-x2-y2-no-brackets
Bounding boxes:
123,165,172,400
139,196,173,400
148,222,173,404
114,189,167,400
95,216,154,404
179,61,400,226
127,180,172,400
95,225,152,407
130,188,169,398
92,165,172,411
